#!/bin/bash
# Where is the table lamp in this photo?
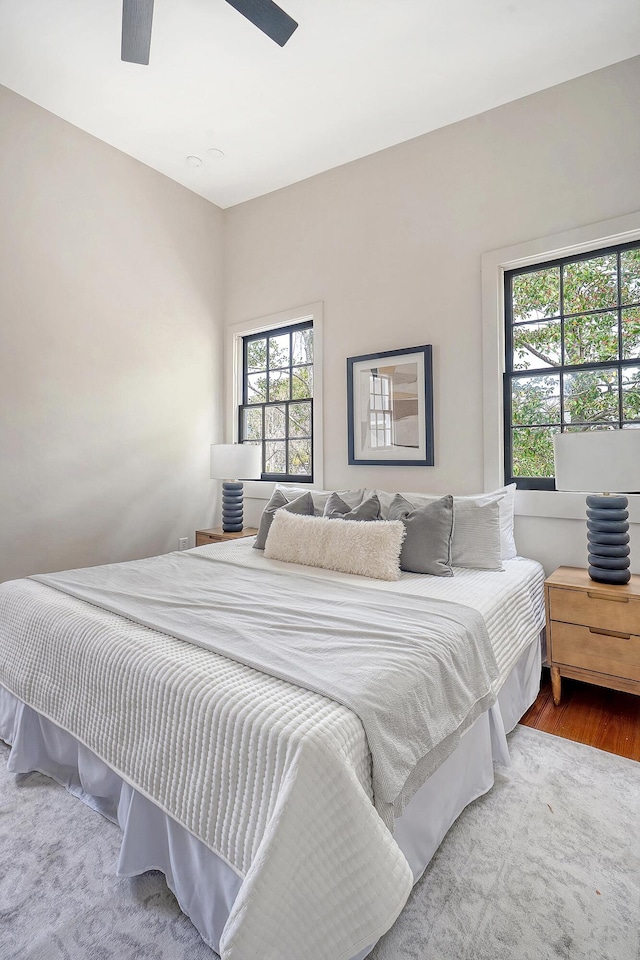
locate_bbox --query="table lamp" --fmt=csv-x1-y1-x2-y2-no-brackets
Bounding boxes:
210,444,262,533
553,430,640,584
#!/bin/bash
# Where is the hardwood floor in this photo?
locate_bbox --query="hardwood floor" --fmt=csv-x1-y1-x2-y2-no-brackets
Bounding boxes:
521,668,640,762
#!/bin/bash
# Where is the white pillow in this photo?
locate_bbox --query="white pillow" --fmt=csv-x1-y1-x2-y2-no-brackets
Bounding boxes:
264,510,405,581
460,485,516,561
275,485,365,516
368,484,516,563
448,498,503,570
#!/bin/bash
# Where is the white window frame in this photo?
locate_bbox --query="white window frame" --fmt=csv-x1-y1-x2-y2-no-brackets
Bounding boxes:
225,302,324,500
481,211,640,522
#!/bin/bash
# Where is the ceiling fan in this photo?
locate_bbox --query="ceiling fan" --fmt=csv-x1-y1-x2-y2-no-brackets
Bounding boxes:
121,0,298,65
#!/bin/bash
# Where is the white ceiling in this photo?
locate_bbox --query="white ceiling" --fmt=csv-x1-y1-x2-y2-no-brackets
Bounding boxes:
1,0,639,209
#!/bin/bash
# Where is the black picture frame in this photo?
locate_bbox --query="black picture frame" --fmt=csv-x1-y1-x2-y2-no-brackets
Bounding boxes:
347,344,434,466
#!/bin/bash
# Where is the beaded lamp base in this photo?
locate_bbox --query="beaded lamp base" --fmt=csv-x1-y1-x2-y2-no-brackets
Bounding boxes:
586,494,630,584
221,481,244,533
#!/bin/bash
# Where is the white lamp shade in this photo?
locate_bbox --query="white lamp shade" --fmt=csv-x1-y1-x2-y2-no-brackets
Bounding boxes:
553,430,640,493
210,444,262,481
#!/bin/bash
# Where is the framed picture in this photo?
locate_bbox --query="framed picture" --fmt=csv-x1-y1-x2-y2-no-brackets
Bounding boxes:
347,345,434,466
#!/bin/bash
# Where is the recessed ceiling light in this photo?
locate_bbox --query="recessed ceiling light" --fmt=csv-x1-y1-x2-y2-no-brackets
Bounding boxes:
206,148,225,160
186,155,203,167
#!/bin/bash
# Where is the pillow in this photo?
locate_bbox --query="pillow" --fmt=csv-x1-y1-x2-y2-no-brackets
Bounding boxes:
264,510,405,581
387,495,454,577
324,492,381,521
368,484,516,563
275,485,365,516
446,486,515,562
253,490,314,550
484,484,516,560
449,498,503,570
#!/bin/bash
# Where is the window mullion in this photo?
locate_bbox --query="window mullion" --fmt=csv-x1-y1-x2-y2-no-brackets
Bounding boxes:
559,264,565,433
617,250,624,426
242,338,248,405
503,272,514,483
265,335,271,403
287,328,293,478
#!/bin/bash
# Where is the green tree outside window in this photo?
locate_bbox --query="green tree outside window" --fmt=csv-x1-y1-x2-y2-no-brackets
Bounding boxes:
505,245,640,486
240,322,314,479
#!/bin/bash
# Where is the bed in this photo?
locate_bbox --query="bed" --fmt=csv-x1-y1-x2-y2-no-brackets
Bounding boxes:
0,502,546,960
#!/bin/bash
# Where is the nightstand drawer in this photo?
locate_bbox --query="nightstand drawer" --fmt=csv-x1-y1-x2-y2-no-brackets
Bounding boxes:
552,620,640,682
195,527,258,546
548,586,640,635
196,532,220,546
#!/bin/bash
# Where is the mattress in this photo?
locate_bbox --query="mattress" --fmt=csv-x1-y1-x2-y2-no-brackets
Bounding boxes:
0,542,545,960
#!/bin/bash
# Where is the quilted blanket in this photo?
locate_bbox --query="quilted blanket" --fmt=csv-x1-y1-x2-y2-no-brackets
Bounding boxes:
31,550,498,825
0,551,499,960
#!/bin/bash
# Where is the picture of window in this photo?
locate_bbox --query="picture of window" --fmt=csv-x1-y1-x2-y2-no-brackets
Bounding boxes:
347,345,434,466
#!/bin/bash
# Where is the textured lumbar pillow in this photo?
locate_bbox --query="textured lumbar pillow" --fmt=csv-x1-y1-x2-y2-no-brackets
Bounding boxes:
253,490,314,550
387,494,454,576
323,492,381,521
264,509,405,581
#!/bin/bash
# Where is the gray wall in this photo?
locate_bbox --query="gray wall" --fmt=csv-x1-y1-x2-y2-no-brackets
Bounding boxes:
0,86,225,582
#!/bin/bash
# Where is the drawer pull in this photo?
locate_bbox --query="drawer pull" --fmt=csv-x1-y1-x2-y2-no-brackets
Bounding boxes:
588,626,631,640
587,591,629,603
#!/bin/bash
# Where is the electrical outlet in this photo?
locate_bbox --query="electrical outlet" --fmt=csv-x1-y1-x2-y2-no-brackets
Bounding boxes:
178,538,189,551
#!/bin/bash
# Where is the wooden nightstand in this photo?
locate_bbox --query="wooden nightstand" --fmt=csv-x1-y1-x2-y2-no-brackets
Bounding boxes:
195,527,258,547
545,566,640,706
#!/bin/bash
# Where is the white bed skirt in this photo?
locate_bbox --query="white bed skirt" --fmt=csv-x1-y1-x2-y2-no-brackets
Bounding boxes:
0,633,541,960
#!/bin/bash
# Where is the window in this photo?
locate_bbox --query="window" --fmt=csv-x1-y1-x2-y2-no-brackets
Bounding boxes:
504,241,640,489
238,320,314,481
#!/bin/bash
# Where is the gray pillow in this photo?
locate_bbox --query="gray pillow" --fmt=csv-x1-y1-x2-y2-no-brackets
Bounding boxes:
254,490,314,550
387,494,454,576
275,486,365,516
323,492,381,521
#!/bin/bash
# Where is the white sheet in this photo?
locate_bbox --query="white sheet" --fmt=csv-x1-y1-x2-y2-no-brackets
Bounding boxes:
194,538,546,683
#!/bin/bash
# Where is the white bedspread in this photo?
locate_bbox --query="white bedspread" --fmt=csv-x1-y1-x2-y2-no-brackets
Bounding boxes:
0,544,545,960
32,551,498,826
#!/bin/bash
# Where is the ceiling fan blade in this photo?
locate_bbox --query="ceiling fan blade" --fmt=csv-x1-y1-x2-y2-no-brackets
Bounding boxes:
121,0,154,64
223,0,298,47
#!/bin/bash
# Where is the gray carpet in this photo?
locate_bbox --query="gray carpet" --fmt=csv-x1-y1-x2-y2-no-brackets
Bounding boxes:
0,726,638,960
